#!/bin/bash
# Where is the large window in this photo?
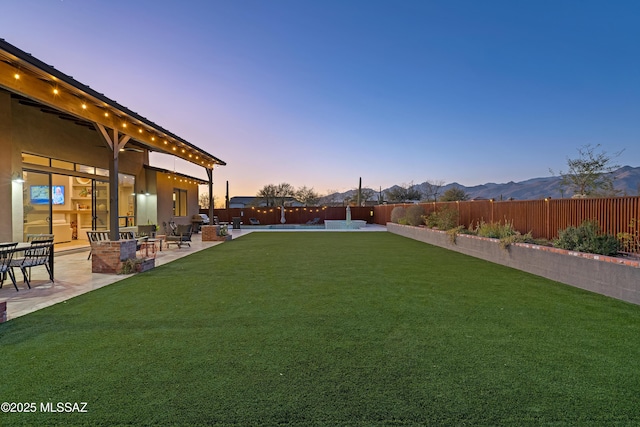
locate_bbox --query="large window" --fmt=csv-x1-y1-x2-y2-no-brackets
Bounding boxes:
173,189,187,217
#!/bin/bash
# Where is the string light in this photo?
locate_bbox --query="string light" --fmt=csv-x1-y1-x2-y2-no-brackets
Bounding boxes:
7,63,221,171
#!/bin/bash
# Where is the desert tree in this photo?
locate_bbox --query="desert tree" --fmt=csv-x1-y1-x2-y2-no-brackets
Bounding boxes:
551,144,623,198
439,186,469,202
423,179,445,202
296,186,320,206
360,188,375,205
199,193,210,209
385,182,422,203
256,184,278,206
256,183,295,207
346,188,375,206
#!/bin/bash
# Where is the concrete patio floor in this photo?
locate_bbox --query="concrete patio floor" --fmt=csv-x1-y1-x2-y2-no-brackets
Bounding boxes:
1,224,386,321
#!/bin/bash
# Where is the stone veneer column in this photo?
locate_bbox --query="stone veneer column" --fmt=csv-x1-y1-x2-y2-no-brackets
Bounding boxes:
91,240,137,274
201,225,217,241
201,225,231,241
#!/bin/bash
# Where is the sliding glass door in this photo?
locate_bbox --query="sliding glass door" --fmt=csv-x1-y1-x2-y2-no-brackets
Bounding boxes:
22,171,53,240
91,179,109,230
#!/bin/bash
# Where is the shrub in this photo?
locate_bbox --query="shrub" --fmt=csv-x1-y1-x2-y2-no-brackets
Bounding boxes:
390,206,407,224
405,205,425,226
424,206,459,230
499,231,536,250
555,220,620,256
120,258,143,274
446,225,466,244
617,219,639,254
474,219,517,239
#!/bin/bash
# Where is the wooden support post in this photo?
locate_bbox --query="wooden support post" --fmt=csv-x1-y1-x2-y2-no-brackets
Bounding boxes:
95,124,130,241
206,167,214,222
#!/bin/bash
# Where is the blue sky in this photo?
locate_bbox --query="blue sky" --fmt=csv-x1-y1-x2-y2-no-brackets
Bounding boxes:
2,0,638,199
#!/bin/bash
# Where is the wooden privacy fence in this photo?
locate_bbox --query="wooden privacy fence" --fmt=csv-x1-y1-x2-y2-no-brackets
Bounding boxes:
211,206,375,225
373,197,640,251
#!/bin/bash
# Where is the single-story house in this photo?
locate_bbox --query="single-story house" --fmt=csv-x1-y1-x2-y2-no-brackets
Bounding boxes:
0,39,225,244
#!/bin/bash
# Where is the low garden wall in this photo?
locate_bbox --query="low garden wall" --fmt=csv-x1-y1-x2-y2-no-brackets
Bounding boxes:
387,223,640,306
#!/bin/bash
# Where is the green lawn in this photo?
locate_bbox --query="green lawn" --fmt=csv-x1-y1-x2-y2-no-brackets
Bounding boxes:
1,232,640,426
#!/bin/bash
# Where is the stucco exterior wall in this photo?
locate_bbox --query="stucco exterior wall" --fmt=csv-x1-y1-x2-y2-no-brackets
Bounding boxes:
0,96,149,240
155,171,201,232
11,99,144,173
0,91,20,241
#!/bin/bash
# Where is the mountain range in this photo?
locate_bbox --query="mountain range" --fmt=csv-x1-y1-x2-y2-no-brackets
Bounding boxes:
320,166,640,204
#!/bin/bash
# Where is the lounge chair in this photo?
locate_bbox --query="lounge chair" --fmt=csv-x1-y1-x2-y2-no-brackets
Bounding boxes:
306,217,321,225
164,223,192,248
249,218,260,225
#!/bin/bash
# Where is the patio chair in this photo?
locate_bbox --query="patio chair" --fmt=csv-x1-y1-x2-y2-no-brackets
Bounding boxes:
24,234,55,278
176,224,193,247
164,223,192,248
0,242,19,291
10,239,53,289
86,230,110,260
249,218,260,225
26,233,55,242
137,225,156,237
306,217,321,225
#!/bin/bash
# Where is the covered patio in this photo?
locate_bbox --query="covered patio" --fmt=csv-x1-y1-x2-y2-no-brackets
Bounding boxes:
0,38,225,245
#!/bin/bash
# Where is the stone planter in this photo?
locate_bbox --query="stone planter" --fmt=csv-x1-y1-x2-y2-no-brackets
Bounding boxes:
0,301,6,323
201,225,231,242
211,234,232,241
387,222,640,306
136,257,155,273
91,239,137,274
201,225,218,242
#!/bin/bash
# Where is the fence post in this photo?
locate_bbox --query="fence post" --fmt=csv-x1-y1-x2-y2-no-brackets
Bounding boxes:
545,197,550,240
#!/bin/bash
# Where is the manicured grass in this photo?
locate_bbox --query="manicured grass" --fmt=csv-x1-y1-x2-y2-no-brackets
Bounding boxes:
1,232,640,426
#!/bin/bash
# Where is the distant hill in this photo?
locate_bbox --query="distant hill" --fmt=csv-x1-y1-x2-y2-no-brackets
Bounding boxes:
319,166,640,204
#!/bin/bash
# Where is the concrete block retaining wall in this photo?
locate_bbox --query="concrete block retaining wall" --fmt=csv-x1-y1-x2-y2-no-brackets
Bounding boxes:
387,223,640,306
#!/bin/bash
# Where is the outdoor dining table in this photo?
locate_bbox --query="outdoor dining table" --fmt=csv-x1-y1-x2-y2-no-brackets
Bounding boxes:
0,241,55,285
